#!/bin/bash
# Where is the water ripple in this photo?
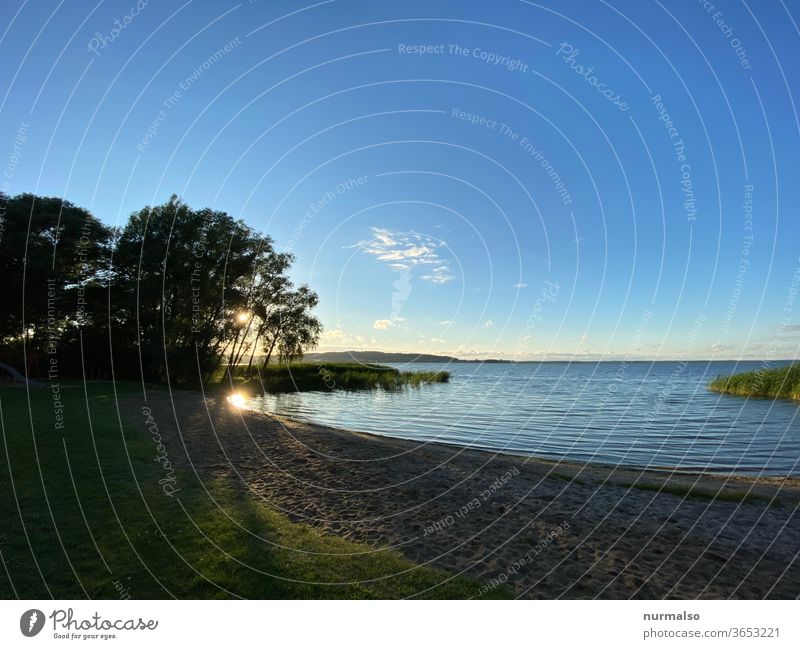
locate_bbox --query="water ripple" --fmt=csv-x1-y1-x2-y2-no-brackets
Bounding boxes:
249,361,800,476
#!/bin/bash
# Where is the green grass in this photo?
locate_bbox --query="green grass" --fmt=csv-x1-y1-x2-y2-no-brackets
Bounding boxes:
708,364,800,401
225,363,449,393
549,472,588,486
615,481,786,507
0,382,499,599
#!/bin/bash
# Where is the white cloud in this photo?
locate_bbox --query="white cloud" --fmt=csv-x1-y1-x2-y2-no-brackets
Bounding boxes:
439,320,453,326
512,282,528,288
321,329,346,341
373,319,393,330
352,227,455,284
431,337,446,344
421,271,455,284
482,320,494,328
319,328,367,350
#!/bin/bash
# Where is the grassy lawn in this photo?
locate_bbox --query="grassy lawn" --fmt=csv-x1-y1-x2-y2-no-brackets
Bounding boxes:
709,364,800,401
0,382,497,599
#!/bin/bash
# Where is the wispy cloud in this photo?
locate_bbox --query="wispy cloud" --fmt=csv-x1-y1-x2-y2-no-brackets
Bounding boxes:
373,319,392,330
512,282,528,288
352,227,455,284
482,320,494,328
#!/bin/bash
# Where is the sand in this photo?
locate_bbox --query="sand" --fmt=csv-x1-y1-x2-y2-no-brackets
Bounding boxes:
121,389,800,598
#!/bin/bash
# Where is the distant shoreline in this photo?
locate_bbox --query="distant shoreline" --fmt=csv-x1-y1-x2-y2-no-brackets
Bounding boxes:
303,351,798,365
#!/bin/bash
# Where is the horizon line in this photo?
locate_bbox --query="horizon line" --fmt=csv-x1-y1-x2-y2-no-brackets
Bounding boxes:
307,350,798,364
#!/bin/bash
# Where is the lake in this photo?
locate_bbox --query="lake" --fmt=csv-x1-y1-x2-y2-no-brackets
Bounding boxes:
247,361,800,477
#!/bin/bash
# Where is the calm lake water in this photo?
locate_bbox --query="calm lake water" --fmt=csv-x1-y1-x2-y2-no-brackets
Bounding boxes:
247,361,800,476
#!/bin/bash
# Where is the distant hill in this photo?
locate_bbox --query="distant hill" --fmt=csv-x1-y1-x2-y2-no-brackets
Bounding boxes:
301,351,458,364
296,351,775,364
301,351,508,364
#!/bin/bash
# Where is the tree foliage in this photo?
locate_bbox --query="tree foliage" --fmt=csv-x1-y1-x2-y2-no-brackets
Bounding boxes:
0,193,321,383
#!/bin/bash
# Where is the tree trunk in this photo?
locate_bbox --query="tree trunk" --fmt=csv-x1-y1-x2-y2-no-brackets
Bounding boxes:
246,332,262,374
262,333,279,369
226,329,243,379
232,316,256,367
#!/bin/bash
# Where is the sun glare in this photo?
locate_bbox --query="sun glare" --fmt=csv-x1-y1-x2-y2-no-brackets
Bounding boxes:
228,393,247,409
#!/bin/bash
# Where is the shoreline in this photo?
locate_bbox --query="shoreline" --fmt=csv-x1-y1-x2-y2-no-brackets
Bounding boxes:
122,389,800,598
261,409,800,487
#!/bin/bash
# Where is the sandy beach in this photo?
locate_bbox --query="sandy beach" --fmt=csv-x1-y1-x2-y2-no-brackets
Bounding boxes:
121,389,800,599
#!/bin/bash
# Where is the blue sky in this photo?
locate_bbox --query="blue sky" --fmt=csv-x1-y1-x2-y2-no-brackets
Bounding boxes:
2,0,799,360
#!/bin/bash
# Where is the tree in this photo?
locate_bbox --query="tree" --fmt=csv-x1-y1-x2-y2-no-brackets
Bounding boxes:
111,196,319,383
0,193,112,375
0,193,321,383
223,241,294,371
259,285,322,367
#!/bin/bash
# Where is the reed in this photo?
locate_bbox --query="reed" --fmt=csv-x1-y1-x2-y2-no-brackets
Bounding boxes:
244,362,449,393
708,364,800,401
